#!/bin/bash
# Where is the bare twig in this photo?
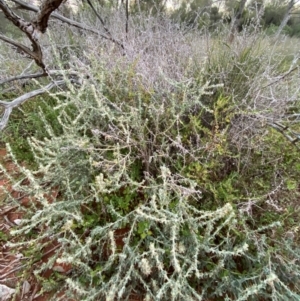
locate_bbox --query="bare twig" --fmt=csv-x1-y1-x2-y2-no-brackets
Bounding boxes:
0,80,65,130
0,33,34,58
0,70,79,85
0,206,18,216
256,66,299,92
276,0,295,38
86,0,108,34
0,262,25,280
11,0,124,49
86,0,124,49
0,0,46,69
268,122,300,146
125,0,129,36
0,72,48,85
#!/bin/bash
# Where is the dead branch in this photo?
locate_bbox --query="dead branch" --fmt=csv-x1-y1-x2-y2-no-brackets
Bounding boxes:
86,0,124,49
268,122,300,147
0,0,66,70
11,0,124,49
86,0,109,34
256,66,299,92
0,80,65,130
12,0,98,34
0,72,48,85
0,70,80,86
276,0,296,38
0,33,35,58
125,0,129,35
0,0,48,69
33,0,64,33
0,0,123,130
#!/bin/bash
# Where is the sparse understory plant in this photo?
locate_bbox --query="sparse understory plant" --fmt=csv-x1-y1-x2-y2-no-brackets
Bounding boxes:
0,6,300,301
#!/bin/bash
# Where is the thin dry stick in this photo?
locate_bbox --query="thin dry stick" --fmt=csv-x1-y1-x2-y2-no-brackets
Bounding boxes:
0,71,48,85
0,70,80,85
0,80,65,130
125,0,129,36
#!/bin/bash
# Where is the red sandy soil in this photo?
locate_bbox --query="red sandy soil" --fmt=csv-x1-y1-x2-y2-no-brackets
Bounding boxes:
0,148,75,301
0,147,144,301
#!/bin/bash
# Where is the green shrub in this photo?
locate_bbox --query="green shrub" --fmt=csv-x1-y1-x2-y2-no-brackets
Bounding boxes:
2,14,300,301
0,94,63,165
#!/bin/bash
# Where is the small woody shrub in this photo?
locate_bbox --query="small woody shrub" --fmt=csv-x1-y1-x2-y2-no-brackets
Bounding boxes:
2,14,300,301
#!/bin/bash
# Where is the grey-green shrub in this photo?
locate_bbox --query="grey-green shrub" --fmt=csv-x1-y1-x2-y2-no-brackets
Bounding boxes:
2,11,300,301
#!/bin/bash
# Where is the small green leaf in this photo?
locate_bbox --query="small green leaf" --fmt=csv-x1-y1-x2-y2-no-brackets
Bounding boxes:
0,230,8,242
286,179,297,190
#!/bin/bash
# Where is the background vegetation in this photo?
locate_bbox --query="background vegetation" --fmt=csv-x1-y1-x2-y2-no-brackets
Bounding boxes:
0,0,300,300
